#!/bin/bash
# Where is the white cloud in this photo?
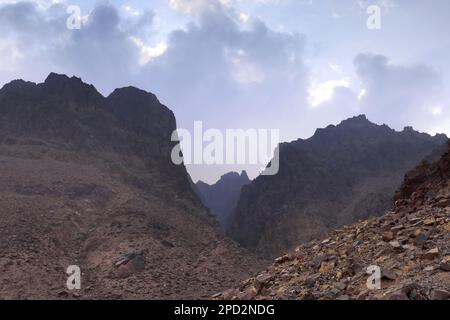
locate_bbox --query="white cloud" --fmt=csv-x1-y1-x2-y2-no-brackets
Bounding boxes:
431,106,443,116
308,78,350,107
358,88,366,100
131,37,167,65
168,0,231,15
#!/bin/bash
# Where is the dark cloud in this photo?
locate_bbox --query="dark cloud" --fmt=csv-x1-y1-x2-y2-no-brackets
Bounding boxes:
55,5,144,92
138,8,307,132
354,53,444,130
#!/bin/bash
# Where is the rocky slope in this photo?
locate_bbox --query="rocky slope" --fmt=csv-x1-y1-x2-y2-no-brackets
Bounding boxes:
218,143,450,300
0,73,266,299
229,115,448,258
196,171,250,227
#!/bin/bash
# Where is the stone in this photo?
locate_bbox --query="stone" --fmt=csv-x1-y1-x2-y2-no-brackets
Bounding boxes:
423,248,440,260
424,218,436,226
382,231,394,241
388,292,409,300
439,256,450,271
445,223,450,232
391,225,404,233
334,282,347,291
275,255,290,264
389,241,405,252
114,249,145,279
389,241,401,248
423,265,436,272
413,232,428,247
381,268,397,281
255,273,273,285
432,289,450,300
436,198,450,208
319,260,335,273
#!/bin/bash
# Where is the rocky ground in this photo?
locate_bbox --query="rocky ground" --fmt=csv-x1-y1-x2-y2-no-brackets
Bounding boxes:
218,145,450,300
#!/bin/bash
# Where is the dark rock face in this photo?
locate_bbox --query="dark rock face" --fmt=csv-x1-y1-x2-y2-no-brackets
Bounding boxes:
196,171,250,227
218,144,450,301
0,73,266,299
229,115,448,258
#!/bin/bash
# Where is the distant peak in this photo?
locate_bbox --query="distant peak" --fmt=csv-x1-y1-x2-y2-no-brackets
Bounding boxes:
0,79,37,94
44,72,82,85
240,170,249,180
220,172,241,179
403,126,416,133
339,114,370,126
108,86,159,103
42,72,100,95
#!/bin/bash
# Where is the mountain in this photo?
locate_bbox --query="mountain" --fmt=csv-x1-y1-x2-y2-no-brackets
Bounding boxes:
218,142,450,300
0,73,266,299
228,115,448,258
196,171,250,227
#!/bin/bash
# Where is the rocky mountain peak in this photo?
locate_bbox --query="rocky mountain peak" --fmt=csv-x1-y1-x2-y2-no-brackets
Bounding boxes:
196,171,251,227
107,86,174,139
339,114,370,126
229,116,448,258
0,79,37,95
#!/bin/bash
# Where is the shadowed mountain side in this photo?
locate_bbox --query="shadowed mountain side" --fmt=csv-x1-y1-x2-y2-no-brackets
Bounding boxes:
0,73,267,299
218,143,450,300
229,115,448,258
196,171,250,227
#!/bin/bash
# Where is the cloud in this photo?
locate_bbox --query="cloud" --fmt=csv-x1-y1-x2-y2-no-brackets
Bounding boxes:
137,7,308,132
0,2,157,92
304,52,448,134
354,53,446,130
168,0,231,15
1,1,448,182
308,78,350,107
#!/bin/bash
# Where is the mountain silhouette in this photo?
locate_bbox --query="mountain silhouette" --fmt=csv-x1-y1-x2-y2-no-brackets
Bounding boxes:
0,73,266,299
229,115,448,258
196,171,250,227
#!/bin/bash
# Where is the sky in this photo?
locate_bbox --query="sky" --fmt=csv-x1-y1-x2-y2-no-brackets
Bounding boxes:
0,0,449,183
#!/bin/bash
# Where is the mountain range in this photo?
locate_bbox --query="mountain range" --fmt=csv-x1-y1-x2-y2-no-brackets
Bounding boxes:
1,73,448,300
228,115,448,258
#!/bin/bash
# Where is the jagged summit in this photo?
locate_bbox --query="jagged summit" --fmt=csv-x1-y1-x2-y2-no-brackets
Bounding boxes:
44,72,83,85
339,114,370,125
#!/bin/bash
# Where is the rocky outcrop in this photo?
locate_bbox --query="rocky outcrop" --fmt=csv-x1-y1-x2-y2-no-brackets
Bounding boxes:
0,73,266,299
229,115,448,258
196,171,250,227
218,144,450,300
